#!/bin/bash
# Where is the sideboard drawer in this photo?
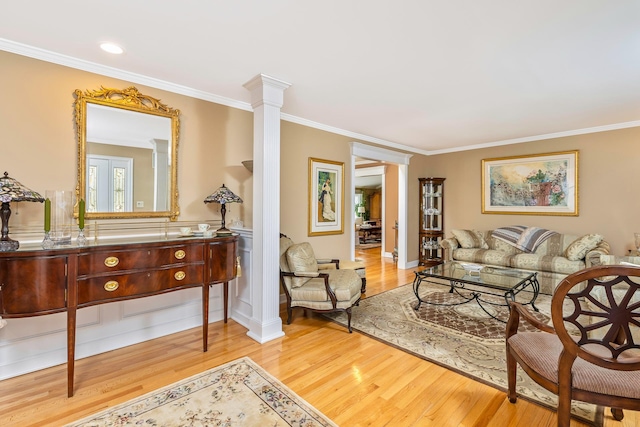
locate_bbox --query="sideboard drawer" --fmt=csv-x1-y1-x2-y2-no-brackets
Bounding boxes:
77,243,205,275
0,255,68,316
77,264,205,305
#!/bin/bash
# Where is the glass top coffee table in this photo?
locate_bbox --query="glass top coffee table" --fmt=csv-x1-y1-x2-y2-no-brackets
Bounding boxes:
412,262,540,322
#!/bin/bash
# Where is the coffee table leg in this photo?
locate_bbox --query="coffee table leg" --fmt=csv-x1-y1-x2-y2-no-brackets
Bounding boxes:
504,289,515,307
413,273,423,310
505,274,540,312
529,274,540,312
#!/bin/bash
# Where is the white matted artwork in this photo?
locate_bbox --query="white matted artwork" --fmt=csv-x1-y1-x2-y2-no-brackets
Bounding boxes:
308,157,344,236
481,150,578,216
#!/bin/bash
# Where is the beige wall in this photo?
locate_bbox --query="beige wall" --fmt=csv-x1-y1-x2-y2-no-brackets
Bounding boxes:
280,121,362,261
411,128,640,257
5,49,639,262
1,51,254,228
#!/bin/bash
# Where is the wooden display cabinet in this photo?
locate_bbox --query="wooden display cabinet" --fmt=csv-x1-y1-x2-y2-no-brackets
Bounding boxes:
418,177,445,267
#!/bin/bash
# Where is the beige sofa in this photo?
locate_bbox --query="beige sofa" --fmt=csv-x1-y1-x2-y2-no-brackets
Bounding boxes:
440,229,610,294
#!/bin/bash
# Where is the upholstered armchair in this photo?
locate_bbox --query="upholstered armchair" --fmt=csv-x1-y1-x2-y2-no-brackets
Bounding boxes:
506,265,640,426
279,234,362,332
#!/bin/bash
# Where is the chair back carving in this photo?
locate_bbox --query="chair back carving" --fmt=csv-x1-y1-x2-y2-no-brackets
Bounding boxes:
552,265,640,370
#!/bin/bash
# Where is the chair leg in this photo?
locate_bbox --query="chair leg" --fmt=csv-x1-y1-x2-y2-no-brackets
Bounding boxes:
286,306,292,325
361,278,367,293
557,391,572,427
346,308,353,333
506,347,518,403
611,407,624,421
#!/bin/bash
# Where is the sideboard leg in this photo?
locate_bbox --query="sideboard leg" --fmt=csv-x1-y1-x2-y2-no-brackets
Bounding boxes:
202,285,209,352
223,282,229,323
67,307,76,397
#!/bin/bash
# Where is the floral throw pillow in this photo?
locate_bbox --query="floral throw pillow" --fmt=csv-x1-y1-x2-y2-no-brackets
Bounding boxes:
564,234,604,261
286,242,319,287
451,229,489,249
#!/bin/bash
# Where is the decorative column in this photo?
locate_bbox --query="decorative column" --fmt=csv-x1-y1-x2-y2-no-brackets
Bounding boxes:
243,74,291,343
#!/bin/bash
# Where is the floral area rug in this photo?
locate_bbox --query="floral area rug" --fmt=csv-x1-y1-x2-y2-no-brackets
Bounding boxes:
65,357,337,427
324,282,602,426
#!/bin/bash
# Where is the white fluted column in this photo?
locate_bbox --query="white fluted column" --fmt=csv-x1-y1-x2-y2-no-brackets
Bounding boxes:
243,74,290,343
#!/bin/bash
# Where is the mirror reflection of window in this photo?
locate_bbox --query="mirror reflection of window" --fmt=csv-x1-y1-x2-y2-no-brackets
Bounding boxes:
87,155,133,212
88,165,98,213
113,166,126,212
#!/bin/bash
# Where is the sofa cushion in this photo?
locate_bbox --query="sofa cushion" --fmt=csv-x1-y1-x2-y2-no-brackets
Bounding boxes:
452,248,513,267
451,229,489,249
510,254,585,275
565,234,604,261
286,242,319,287
486,235,523,255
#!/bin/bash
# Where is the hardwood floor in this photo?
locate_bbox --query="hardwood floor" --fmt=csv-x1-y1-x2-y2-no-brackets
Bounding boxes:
0,247,637,426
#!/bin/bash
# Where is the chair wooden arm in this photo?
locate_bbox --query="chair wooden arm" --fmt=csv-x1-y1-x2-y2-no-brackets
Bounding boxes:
280,271,337,308
506,302,555,339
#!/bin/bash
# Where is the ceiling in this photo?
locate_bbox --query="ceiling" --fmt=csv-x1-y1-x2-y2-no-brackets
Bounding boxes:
2,1,639,155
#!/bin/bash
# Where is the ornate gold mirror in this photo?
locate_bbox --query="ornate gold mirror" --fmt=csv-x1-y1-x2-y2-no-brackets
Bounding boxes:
74,87,180,220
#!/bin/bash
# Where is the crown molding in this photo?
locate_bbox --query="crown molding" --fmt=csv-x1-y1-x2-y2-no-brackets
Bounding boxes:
3,38,636,157
426,120,640,155
0,38,253,112
281,113,429,155
0,38,429,154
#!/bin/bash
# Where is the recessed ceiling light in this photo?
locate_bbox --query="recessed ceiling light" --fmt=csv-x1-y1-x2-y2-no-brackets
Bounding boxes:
100,42,124,54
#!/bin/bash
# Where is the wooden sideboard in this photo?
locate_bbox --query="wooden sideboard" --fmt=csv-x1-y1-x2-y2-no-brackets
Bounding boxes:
0,234,238,397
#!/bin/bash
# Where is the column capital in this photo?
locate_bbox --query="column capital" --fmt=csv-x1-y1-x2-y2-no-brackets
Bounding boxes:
243,74,291,109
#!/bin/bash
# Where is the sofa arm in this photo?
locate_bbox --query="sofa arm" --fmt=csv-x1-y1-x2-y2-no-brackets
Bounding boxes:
585,241,611,267
440,237,459,261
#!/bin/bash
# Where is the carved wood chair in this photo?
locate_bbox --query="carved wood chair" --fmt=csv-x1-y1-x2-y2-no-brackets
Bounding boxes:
279,234,362,332
506,265,640,426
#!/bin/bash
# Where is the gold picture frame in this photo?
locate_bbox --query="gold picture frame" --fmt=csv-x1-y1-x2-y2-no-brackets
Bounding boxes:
308,158,344,236
74,86,180,220
481,150,578,216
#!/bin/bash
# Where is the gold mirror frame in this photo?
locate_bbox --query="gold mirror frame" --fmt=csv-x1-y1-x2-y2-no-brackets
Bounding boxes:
74,86,180,220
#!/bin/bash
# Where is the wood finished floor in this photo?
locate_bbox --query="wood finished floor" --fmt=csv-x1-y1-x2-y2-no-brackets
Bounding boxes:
0,247,637,426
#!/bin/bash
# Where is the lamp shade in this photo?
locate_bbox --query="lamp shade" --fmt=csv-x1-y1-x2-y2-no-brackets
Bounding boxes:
0,171,44,251
204,184,243,234
357,206,366,214
203,184,243,205
0,172,44,203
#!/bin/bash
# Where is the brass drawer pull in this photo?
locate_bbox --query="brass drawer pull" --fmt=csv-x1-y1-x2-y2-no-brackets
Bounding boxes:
104,256,119,267
104,280,119,291
174,250,186,260
174,271,186,281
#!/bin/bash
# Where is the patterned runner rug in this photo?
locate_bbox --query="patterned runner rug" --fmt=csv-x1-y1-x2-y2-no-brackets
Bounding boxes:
65,357,337,427
324,282,601,426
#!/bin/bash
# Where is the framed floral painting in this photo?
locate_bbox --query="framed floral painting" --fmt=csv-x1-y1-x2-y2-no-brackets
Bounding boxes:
308,157,344,236
481,150,578,216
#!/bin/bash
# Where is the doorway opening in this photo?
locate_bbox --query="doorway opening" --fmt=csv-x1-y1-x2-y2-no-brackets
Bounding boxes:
351,142,412,270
